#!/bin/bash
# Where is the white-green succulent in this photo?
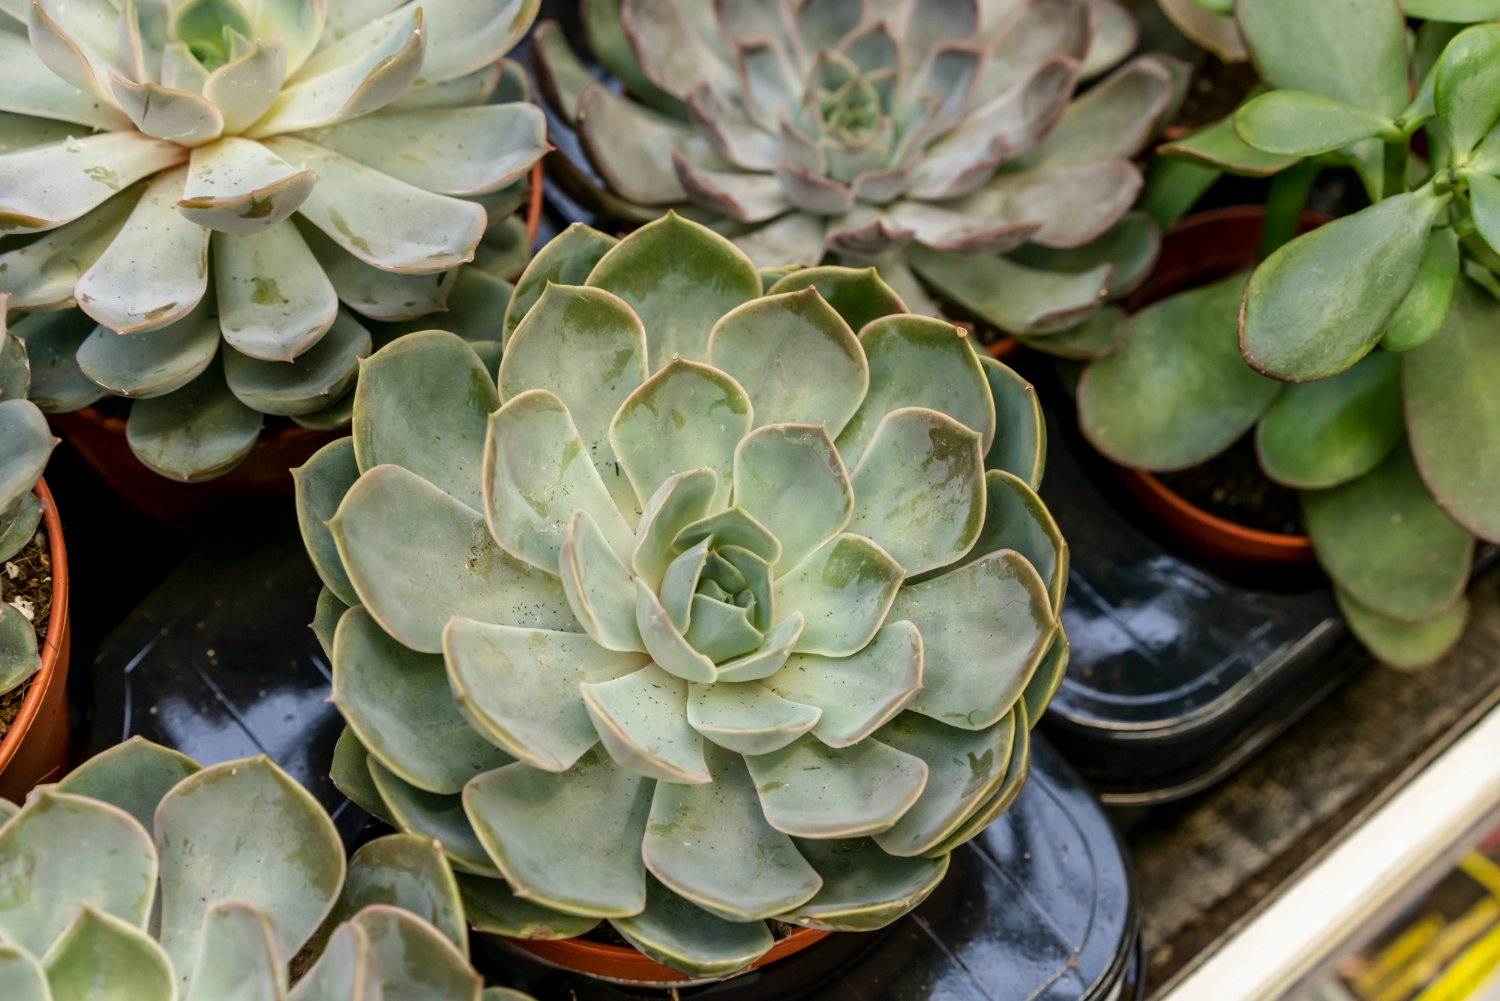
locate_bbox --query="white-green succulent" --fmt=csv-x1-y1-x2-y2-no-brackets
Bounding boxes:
533,0,1179,353
0,0,548,480
296,213,1070,980
0,736,533,1001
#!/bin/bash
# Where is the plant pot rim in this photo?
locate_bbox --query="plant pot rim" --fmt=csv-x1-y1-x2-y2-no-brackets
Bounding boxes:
0,477,69,779
1116,465,1313,562
503,924,833,987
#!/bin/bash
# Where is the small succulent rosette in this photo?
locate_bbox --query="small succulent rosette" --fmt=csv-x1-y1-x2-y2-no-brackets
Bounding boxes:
0,737,535,1000
0,0,549,480
296,213,1070,979
532,0,1183,354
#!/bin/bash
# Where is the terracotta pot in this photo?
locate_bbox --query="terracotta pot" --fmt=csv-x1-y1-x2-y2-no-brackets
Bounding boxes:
505,925,833,988
1105,206,1323,569
50,162,548,524
0,478,71,801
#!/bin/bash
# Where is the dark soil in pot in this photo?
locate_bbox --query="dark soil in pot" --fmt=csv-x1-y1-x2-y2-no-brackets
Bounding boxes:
1155,435,1304,536
0,528,51,740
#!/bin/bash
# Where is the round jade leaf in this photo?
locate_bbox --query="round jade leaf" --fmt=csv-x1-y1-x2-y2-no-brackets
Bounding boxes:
1256,348,1402,490
1337,587,1469,670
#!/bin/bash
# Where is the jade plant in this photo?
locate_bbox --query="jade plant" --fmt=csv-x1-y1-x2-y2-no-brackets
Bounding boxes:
0,736,536,1000
1080,2,1500,668
0,0,548,480
295,213,1069,979
531,0,1181,352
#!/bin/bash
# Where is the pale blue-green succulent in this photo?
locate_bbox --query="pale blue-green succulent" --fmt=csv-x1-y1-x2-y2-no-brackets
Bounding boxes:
297,212,1069,980
0,0,548,480
0,737,528,1000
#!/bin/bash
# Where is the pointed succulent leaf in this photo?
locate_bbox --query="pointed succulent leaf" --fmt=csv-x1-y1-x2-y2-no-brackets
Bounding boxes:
581,663,712,783
1011,212,1162,300
348,905,482,1001
286,921,380,1001
0,331,28,406
76,299,219,399
1020,56,1177,170
953,159,1143,250
733,424,852,576
1023,629,1069,727
457,872,600,939
872,712,1014,857
463,749,654,918
0,188,137,310
368,760,500,877
183,900,287,1001
587,213,761,370
1303,444,1472,624
1405,277,1500,543
330,727,392,825
224,310,368,415
981,357,1045,490
296,218,457,322
763,266,906,335
920,702,1030,856
732,213,827,270
0,944,48,1001
906,244,1110,336
635,577,719,684
1233,90,1398,156
203,37,287,134
1380,226,1459,353
293,437,361,606
559,509,645,653
685,681,821,756
177,137,313,235
327,834,468,958
1159,112,1301,177
609,876,773,980
1336,587,1468,670
313,587,349,661
54,736,201,835
712,613,805,683
931,470,1068,616
10,310,106,413
746,733,928,838
574,84,691,206
333,605,514,795
1257,349,1403,490
156,756,344,981
1079,274,1281,470
898,551,1055,730
42,907,174,1001
444,618,645,772
631,468,717,590
0,33,131,130
781,837,948,932
0,399,55,512
674,507,780,568
766,620,922,748
503,223,618,345
0,131,183,233
126,357,263,482
773,534,903,657
531,18,593,126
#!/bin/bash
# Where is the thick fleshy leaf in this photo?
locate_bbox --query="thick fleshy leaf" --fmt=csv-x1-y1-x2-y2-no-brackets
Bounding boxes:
54,735,200,834
286,921,379,1001
332,604,514,795
177,137,314,235
373,0,539,85
0,33,130,130
734,424,853,576
630,468,716,590
559,509,645,652
1257,349,1402,490
444,618,645,772
298,105,546,197
329,726,392,824
920,701,1030,856
873,712,1014,856
348,905,481,1001
224,310,368,415
1302,444,1472,624
464,749,653,918
0,945,48,1001
1022,628,1068,726
581,663,711,783
75,299,219,399
609,876,773,980
954,160,1143,250
685,681,820,755
643,741,821,920
0,131,182,233
0,601,40,692
847,408,985,576
746,733,928,838
610,358,752,513
204,37,287,134
351,330,496,508
981,356,1045,490
906,243,1109,335
1242,190,1449,381
838,316,993,472
763,265,905,334
672,149,790,223
183,901,287,1001
1380,226,1459,353
457,872,601,939
0,188,137,309
293,437,360,606
935,469,1068,616
731,212,827,270
1237,0,1409,118
293,387,356,431
766,620,922,748
1435,24,1500,157
502,222,617,344
368,760,500,877
297,218,458,322
10,310,105,412
772,534,904,657
1405,277,1500,543
1010,212,1162,300
781,837,948,932
313,587,349,660
125,358,263,481
575,85,691,205
0,790,155,956
587,212,761,369
621,0,735,98
532,18,592,125
897,550,1055,729
0,399,55,511
712,613,804,683
1233,90,1398,157
156,756,344,980
674,507,780,568
42,907,174,1001
1337,587,1468,670
76,165,209,335
484,389,635,574
326,834,467,958
1020,56,1176,170
264,137,485,272
1159,112,1300,177
1078,273,1281,470
0,493,43,566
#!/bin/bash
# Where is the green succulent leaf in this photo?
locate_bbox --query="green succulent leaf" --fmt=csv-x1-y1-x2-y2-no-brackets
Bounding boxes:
10,310,106,414
0,186,138,311
1256,349,1403,490
42,906,174,1001
183,900,287,1001
0,492,41,565
685,682,821,756
1434,24,1500,157
368,760,501,878
981,356,1046,490
609,876,773,980
1159,112,1303,177
921,702,1031,857
0,331,27,405
635,577,719,684
1078,273,1281,470
746,733,928,839
905,244,1111,336
313,587,350,661
1336,587,1468,670
1403,0,1500,21
1237,0,1410,119
1464,171,1500,268
0,601,41,693
1303,444,1472,624
326,834,468,959
941,470,1068,615
1380,226,1460,353
1234,90,1398,156
126,356,262,482
293,437,361,607
581,664,712,783
213,221,338,363
630,468,718,591
286,921,379,1001
780,837,948,932
766,620,922,748
75,297,219,400
0,944,48,1001
348,905,482,1001
503,223,619,346
773,534,904,658
559,510,646,653
675,508,781,568
223,310,370,416
54,736,201,835
456,872,600,939
464,748,653,918
872,712,1014,857
1022,629,1069,728
329,727,392,825
764,266,907,334
295,217,458,324
1009,212,1163,301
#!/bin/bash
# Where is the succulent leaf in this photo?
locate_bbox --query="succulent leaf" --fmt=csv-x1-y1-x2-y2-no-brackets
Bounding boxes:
326,834,468,959
872,711,1015,856
1023,630,1069,728
906,243,1110,335
581,663,712,782
608,875,773,980
684,680,820,756
182,900,288,1001
330,726,392,825
286,921,380,1001
0,601,40,692
746,733,928,839
940,470,1068,616
1257,349,1403,490
125,355,263,481
1379,226,1460,353
980,356,1046,489
780,837,948,932
0,188,138,310
213,221,341,361
0,399,56,511
456,872,600,940
75,298,220,400
368,759,502,878
42,906,175,1001
920,700,1030,857
294,437,361,606
502,223,619,345
0,944,49,1001
11,310,107,413
1336,587,1469,670
348,905,482,1001
54,736,202,834
224,309,368,413
0,493,44,565
1236,0,1410,119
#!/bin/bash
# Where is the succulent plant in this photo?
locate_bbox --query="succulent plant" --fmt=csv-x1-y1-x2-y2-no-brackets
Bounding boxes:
0,0,548,480
295,213,1068,979
0,736,533,1000
531,0,1182,353
1080,2,1500,668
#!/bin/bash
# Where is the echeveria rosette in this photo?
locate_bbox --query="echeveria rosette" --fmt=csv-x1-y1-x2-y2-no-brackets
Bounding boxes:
296,213,1069,980
0,0,548,481
0,736,520,1001
531,0,1182,351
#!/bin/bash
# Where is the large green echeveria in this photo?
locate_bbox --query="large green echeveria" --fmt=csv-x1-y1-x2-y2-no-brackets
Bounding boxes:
0,736,521,1000
0,0,548,480
298,213,1069,980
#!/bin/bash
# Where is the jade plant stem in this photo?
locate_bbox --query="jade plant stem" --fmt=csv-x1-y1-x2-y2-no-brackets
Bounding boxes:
1258,160,1321,260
